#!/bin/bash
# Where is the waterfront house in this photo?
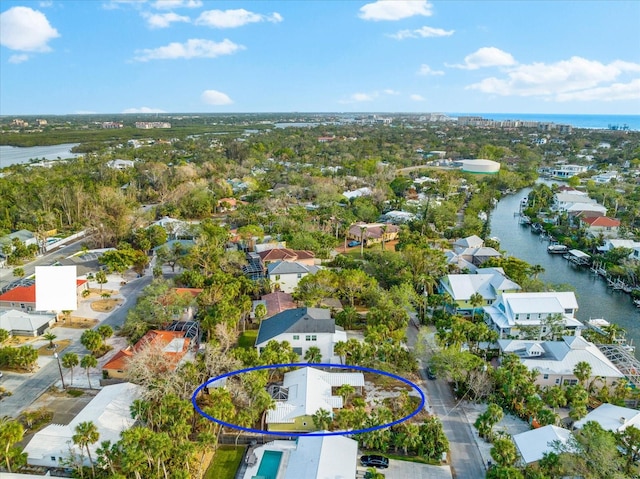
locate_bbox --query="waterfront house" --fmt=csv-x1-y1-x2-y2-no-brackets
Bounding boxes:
266,367,364,432
553,191,607,216
497,336,624,388
23,383,142,468
579,216,620,238
439,269,521,316
597,239,640,260
483,292,582,339
550,164,588,179
102,330,191,379
242,434,358,479
255,307,346,363
267,261,320,294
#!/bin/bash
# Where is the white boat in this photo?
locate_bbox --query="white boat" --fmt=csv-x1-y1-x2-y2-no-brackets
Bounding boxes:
547,244,568,254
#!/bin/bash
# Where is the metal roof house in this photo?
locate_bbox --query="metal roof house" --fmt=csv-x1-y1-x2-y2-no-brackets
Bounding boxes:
256,307,347,363
266,367,364,432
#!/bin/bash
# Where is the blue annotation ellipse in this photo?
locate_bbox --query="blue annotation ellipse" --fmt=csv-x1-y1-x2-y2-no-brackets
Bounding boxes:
191,362,425,437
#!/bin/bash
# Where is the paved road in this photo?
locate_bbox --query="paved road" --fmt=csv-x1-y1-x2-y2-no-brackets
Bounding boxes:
1,273,152,418
0,239,86,291
405,318,486,479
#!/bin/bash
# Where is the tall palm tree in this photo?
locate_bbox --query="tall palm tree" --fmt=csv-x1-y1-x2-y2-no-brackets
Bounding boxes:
573,361,592,387
469,292,484,322
312,408,333,431
62,352,79,386
360,225,367,257
72,421,99,478
80,355,98,389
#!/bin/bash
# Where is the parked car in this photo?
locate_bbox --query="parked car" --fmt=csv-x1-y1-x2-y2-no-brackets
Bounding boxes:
426,366,437,380
360,455,389,469
348,240,361,247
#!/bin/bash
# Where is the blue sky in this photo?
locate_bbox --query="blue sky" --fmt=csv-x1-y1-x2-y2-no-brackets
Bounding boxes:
1,0,639,115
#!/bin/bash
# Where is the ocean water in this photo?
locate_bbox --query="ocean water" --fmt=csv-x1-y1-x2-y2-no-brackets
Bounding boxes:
449,113,640,131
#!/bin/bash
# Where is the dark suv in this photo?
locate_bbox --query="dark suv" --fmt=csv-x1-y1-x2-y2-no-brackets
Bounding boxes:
360,455,389,468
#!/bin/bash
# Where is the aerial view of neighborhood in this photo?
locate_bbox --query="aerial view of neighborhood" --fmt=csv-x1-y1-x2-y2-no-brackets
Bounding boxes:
1,1,639,479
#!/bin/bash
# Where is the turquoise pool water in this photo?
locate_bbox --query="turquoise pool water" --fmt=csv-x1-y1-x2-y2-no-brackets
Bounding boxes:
255,450,282,479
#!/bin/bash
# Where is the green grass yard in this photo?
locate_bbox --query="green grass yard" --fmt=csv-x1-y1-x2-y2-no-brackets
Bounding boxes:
238,330,258,349
204,446,245,479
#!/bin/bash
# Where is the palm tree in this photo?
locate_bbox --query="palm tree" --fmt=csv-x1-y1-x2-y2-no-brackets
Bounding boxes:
62,352,79,386
304,346,322,363
530,264,545,280
0,417,25,473
312,408,332,431
72,421,99,478
360,225,367,257
380,224,388,251
43,332,57,349
95,270,107,292
80,355,98,389
469,292,484,322
573,361,592,387
337,384,356,405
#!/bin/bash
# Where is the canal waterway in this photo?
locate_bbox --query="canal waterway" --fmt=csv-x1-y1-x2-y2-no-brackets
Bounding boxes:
490,186,639,358
0,143,81,168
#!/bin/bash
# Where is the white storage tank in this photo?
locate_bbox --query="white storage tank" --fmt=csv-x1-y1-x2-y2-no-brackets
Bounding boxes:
460,159,500,174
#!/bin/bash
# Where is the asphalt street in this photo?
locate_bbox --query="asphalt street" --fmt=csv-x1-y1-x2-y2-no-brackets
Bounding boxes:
405,317,486,479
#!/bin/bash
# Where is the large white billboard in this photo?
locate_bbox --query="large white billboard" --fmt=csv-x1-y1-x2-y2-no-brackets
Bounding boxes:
35,265,77,311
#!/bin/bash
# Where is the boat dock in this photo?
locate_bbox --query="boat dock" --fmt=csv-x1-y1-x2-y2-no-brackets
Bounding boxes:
563,249,591,266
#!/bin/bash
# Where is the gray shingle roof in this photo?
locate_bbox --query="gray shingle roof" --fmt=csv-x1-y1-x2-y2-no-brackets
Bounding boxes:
256,307,334,344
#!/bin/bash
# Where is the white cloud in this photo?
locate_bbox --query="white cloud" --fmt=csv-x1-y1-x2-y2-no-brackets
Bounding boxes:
388,26,454,40
39,1,53,7
122,106,167,113
142,11,190,28
0,6,59,52
133,38,244,61
467,56,640,103
103,0,146,9
9,54,29,64
417,64,444,76
359,0,432,21
195,9,283,28
410,94,425,101
449,47,516,70
383,89,400,95
152,0,202,9
201,89,233,105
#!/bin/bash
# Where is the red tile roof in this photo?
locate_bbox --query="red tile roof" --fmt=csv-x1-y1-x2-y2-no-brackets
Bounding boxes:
258,248,315,263
103,330,190,372
581,216,620,227
0,279,87,303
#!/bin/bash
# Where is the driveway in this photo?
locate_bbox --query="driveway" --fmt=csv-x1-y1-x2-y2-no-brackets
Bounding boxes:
385,460,452,479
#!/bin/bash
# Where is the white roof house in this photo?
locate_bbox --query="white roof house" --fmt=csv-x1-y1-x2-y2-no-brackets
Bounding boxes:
483,292,581,338
0,309,56,337
266,367,364,428
498,336,624,387
24,382,142,468
343,187,372,200
573,403,640,432
439,271,521,315
513,425,572,464
242,435,358,479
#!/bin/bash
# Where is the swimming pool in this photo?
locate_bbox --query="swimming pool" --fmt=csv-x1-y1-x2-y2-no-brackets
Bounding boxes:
255,450,282,479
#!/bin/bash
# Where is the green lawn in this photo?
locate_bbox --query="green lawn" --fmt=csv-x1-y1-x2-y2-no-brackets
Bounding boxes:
238,330,258,349
204,446,245,479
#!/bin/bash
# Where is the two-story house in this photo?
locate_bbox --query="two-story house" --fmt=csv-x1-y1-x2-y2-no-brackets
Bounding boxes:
439,268,521,316
255,308,346,363
483,292,583,339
